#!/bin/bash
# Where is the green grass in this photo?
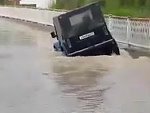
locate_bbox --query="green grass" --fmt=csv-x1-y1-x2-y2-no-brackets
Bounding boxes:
52,0,150,18
104,7,150,17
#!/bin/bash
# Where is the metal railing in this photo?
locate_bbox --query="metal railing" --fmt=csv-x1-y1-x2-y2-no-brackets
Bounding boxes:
105,15,150,49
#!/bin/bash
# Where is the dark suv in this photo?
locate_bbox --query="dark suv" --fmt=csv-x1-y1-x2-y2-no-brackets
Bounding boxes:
51,2,120,56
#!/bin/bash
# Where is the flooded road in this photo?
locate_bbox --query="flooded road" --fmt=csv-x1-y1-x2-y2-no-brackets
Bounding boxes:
0,18,150,113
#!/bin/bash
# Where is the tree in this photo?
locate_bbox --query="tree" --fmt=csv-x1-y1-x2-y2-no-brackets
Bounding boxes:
0,0,5,5
120,0,135,6
145,0,150,7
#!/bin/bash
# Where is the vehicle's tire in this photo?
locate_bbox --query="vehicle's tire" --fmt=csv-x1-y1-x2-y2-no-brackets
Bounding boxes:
112,45,120,55
53,42,61,51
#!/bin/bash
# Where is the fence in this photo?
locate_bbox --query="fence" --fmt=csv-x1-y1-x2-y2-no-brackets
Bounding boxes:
0,6,150,49
105,15,150,49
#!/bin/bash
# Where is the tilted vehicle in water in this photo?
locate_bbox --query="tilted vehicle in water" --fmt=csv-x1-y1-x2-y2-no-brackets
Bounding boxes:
51,2,120,56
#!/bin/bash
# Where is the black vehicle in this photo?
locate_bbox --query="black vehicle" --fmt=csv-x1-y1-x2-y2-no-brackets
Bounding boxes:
51,2,120,56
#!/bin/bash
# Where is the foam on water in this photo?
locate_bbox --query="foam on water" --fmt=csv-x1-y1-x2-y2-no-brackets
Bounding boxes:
50,50,150,113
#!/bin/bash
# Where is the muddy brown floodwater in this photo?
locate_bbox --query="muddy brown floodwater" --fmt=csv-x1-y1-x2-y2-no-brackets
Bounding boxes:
0,18,150,113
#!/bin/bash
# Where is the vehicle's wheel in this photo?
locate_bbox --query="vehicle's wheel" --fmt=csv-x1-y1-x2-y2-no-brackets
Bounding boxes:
53,42,61,51
112,45,120,55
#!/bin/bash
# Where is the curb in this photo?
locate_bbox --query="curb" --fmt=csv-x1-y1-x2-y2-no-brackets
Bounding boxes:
0,15,54,27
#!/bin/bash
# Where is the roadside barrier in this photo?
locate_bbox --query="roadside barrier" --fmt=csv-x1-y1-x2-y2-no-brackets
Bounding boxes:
105,15,150,49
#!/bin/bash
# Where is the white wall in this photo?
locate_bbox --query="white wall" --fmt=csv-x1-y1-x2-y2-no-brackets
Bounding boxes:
37,0,56,8
20,0,36,4
20,0,56,8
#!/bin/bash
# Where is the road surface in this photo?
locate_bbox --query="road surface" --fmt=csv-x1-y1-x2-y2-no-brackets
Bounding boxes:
0,18,150,113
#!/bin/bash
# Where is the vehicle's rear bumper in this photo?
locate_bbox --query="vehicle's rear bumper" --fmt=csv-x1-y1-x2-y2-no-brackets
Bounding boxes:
67,39,115,56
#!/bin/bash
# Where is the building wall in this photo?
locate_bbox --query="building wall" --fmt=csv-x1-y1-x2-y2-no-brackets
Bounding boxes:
20,0,56,8
36,0,55,8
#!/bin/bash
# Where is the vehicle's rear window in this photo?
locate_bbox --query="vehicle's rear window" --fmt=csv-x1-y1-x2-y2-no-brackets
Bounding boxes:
69,10,93,26
60,5,105,38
